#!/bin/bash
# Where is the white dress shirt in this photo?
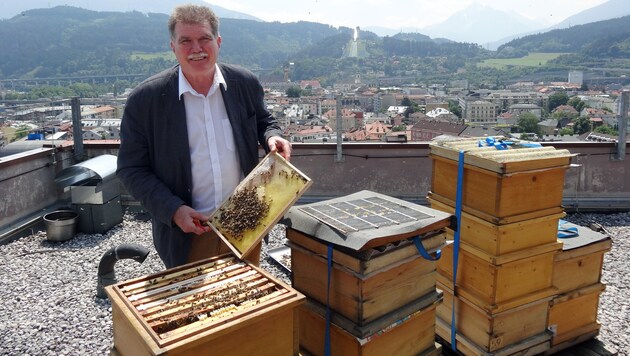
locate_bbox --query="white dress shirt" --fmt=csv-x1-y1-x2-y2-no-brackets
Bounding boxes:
179,65,242,215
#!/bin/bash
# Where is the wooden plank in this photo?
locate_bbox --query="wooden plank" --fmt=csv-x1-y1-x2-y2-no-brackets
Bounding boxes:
120,257,239,294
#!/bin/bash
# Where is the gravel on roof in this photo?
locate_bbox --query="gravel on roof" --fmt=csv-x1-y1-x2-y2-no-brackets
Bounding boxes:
0,211,627,355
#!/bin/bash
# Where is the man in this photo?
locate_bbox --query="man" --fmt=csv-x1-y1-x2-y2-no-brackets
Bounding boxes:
117,4,291,269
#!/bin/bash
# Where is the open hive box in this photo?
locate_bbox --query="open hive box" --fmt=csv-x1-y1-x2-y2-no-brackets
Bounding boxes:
105,254,305,355
429,137,574,223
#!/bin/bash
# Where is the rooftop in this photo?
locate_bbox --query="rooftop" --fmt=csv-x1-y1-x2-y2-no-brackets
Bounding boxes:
0,140,629,354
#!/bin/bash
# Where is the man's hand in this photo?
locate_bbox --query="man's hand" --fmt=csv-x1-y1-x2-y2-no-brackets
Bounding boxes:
268,136,292,161
173,205,211,235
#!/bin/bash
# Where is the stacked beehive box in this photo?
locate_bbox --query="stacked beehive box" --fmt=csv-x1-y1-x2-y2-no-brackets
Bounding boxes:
106,254,305,355
283,190,453,356
427,137,574,355
546,220,612,354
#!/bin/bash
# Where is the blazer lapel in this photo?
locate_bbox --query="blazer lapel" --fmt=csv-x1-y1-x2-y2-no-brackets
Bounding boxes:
163,69,193,193
221,76,242,133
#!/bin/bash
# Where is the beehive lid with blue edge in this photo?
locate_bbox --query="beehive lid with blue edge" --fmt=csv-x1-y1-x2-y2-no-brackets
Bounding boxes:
429,136,575,174
282,190,453,251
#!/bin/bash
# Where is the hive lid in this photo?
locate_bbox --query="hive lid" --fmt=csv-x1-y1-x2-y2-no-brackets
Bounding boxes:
282,190,453,251
429,136,575,174
207,152,312,259
54,154,118,187
558,220,612,252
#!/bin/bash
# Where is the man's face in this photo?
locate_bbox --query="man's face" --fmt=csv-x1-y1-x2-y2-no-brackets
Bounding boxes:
170,22,221,78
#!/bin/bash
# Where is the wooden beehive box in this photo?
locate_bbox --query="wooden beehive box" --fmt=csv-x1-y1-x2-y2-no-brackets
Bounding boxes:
437,240,561,312
105,254,305,356
436,282,552,354
553,230,612,295
288,227,445,328
548,283,605,348
429,137,573,222
428,196,565,256
298,296,440,356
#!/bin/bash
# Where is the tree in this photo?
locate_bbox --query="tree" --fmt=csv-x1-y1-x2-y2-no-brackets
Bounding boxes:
594,125,617,136
547,91,569,112
559,128,574,136
517,112,540,135
518,112,540,135
448,100,462,118
567,96,586,113
286,86,302,98
573,116,592,135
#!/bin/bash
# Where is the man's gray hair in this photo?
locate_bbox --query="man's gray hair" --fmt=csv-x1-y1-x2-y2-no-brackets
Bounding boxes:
168,4,220,38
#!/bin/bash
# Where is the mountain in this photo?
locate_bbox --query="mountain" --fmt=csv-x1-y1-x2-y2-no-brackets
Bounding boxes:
0,0,260,21
498,15,630,58
551,0,630,29
488,0,630,50
421,4,546,46
0,6,341,79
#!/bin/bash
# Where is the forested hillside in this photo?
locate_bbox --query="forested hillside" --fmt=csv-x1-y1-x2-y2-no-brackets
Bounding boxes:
0,6,343,79
498,15,630,58
1,5,629,88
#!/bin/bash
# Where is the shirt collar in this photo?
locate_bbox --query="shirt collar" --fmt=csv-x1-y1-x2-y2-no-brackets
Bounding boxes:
178,64,227,98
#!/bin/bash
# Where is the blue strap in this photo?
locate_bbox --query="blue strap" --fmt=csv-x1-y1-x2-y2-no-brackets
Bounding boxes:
413,236,441,261
478,136,511,150
478,136,542,150
324,244,333,356
558,219,579,239
450,150,465,351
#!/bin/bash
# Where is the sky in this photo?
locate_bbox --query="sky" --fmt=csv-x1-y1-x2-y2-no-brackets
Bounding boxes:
204,0,608,31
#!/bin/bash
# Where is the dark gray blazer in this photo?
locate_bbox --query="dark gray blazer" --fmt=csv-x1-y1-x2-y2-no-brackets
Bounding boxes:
117,63,282,268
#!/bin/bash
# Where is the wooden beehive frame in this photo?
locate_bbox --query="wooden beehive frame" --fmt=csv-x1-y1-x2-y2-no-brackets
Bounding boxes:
107,254,300,348
208,151,312,259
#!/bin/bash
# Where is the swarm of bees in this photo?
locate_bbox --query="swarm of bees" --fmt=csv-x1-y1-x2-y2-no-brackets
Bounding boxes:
215,187,270,240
